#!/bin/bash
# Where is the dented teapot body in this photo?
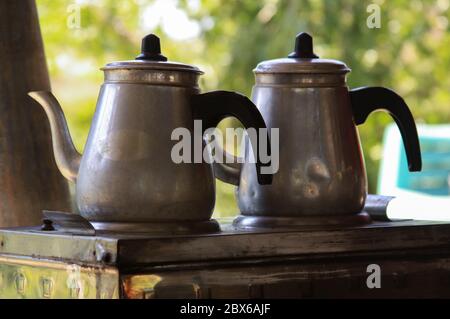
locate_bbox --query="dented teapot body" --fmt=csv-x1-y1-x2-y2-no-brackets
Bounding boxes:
215,33,421,227
238,80,367,217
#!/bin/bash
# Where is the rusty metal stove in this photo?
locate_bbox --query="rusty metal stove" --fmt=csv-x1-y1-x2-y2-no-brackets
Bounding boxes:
1,216,450,299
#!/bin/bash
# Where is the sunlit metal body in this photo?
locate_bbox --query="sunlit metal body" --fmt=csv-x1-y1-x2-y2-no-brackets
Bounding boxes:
28,35,271,233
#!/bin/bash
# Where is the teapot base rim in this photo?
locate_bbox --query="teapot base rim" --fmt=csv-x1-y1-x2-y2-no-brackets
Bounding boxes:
232,212,371,231
91,219,220,235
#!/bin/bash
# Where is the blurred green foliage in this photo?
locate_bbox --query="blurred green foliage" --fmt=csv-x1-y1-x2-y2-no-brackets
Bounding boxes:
36,0,449,217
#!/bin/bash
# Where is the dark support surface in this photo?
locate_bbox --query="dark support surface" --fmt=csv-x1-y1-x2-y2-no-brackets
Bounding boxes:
1,219,450,266
1,219,450,298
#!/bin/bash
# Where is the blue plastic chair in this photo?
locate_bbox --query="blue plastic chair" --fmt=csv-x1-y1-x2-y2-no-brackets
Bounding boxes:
378,124,450,196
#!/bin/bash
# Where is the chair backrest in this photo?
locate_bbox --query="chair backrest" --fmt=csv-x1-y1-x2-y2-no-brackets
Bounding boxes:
378,124,450,196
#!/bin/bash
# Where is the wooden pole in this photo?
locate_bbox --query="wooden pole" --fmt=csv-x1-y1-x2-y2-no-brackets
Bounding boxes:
0,0,72,227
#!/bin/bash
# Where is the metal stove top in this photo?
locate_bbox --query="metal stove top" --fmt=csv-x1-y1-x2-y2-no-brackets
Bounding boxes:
1,218,450,267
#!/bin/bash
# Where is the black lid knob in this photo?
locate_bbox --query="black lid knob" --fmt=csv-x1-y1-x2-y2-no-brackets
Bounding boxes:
136,34,168,61
288,32,319,59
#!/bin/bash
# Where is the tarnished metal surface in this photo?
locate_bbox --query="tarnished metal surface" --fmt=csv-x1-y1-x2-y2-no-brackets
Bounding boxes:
122,254,450,299
2,220,450,298
2,220,450,266
116,220,450,265
0,228,118,264
232,212,371,230
215,33,420,227
0,256,118,299
103,67,201,87
90,219,220,235
3,246,450,299
29,84,216,224
41,211,96,235
28,35,270,232
237,85,366,217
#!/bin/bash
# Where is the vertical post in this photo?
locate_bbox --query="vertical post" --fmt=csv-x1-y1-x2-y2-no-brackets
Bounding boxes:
0,0,72,227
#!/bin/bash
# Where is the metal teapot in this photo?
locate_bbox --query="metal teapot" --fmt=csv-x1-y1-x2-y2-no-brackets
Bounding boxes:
215,32,421,229
29,34,271,233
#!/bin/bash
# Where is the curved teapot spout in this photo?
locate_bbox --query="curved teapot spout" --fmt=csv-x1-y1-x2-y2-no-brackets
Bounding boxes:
28,91,81,183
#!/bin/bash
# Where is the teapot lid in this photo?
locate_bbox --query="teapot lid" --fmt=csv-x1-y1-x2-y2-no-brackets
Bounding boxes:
254,32,350,74
102,34,203,74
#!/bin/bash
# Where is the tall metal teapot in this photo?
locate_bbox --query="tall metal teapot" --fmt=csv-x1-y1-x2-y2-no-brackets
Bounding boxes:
29,34,272,233
216,32,422,228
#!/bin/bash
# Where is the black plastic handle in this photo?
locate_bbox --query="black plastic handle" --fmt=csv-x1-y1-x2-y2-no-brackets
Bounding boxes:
350,86,422,172
191,90,272,185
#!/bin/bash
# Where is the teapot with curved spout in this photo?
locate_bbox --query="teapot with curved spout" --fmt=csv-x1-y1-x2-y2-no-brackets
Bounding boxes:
28,91,81,183
29,34,272,234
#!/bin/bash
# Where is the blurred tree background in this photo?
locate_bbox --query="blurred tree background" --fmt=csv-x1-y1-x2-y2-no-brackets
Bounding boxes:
36,0,449,217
